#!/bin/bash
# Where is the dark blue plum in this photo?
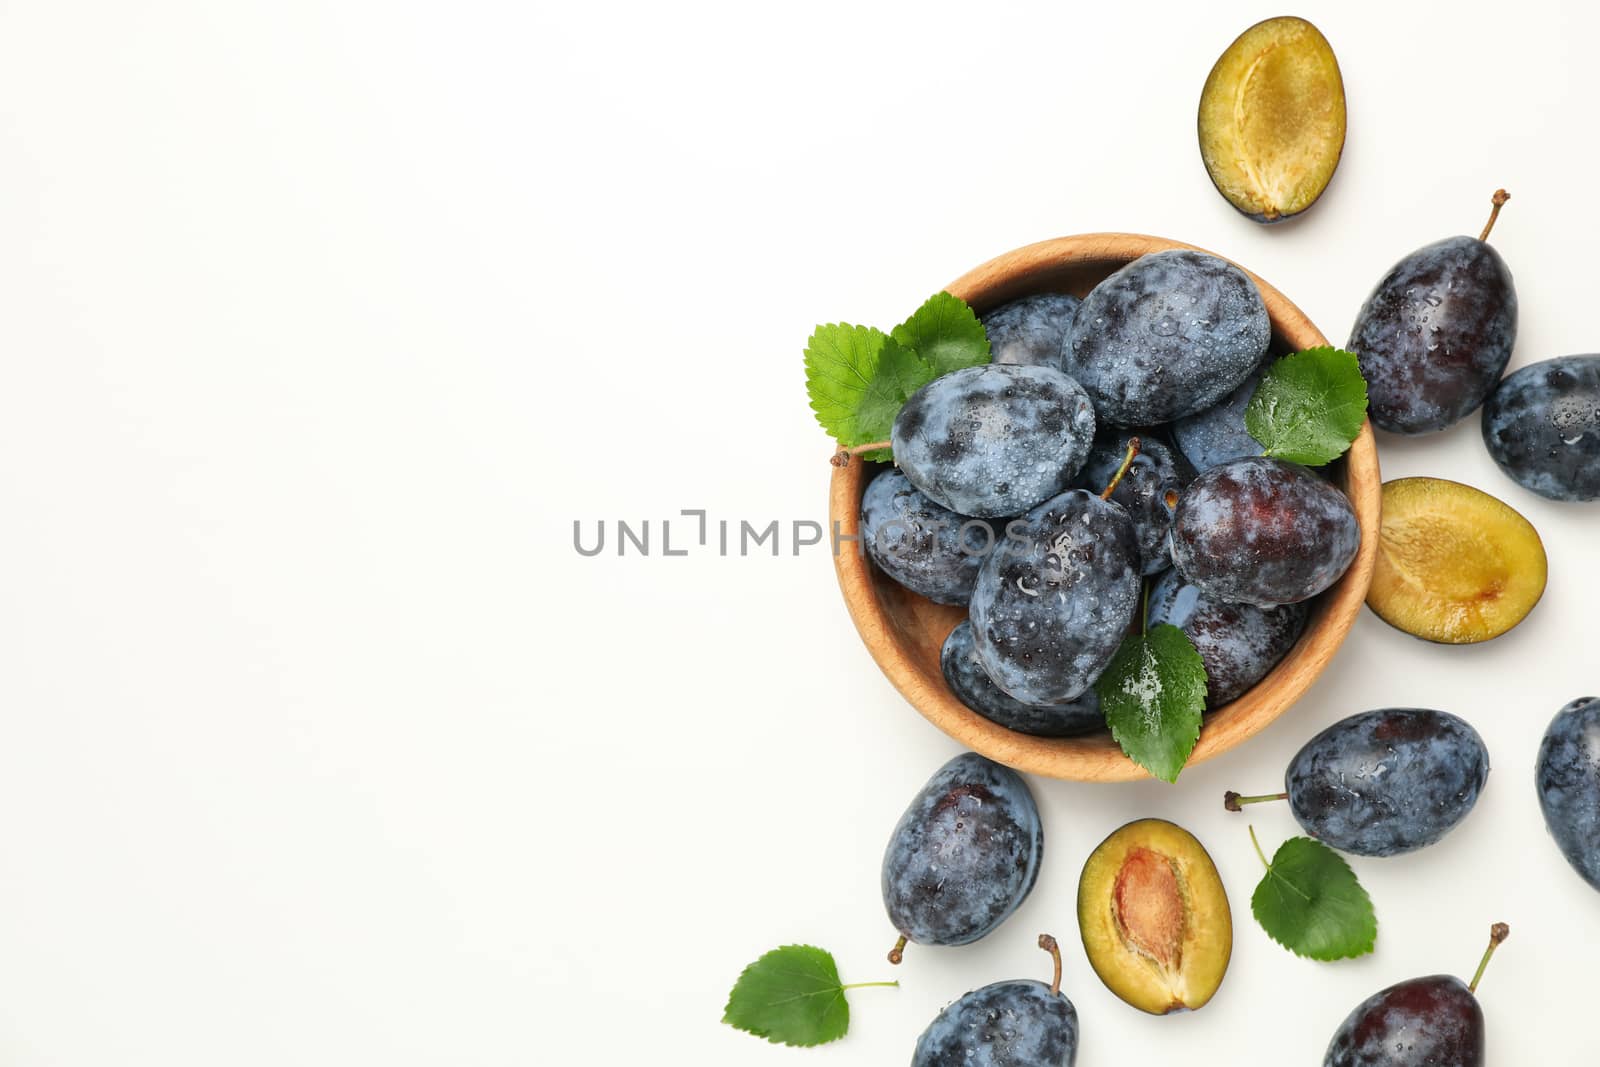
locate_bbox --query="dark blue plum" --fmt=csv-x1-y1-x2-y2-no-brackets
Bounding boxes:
1324,975,1484,1067
1171,456,1359,607
1063,250,1269,425
1286,708,1489,857
940,622,1102,737
892,364,1096,518
969,490,1141,704
913,978,1078,1067
1171,370,1266,472
1482,354,1600,501
982,293,1080,370
882,753,1042,955
1535,696,1600,893
1146,568,1308,708
1348,234,1516,435
859,469,996,605
1072,432,1193,575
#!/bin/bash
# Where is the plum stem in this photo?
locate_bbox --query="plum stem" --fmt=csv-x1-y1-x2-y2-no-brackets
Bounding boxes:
887,934,908,965
1099,437,1142,500
1038,934,1062,996
1225,790,1289,812
840,981,900,991
1248,825,1271,869
1478,189,1510,242
831,441,893,468
1468,922,1511,994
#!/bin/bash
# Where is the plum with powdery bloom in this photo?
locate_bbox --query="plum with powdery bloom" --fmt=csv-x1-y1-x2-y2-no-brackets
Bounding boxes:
882,754,1042,958
912,976,1078,1067
892,364,1096,518
982,293,1080,371
859,468,996,606
940,621,1103,737
1171,369,1267,472
1535,696,1600,893
1482,354,1600,501
969,490,1141,705
1063,249,1269,425
1287,708,1489,857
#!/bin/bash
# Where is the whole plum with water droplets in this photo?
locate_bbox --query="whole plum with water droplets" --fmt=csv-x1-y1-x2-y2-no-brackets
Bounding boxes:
1535,696,1600,893
1170,370,1266,472
1170,455,1359,607
1323,924,1508,1067
859,468,995,605
1072,432,1193,575
1347,191,1516,434
1481,354,1600,501
1146,568,1308,708
1325,976,1484,1066
892,363,1096,518
882,753,1042,961
969,490,1141,704
940,621,1102,737
1286,708,1489,857
1062,250,1270,425
912,935,1078,1067
981,293,1080,370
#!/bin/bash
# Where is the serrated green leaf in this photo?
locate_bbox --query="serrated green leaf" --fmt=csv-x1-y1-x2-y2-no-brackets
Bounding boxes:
1250,833,1377,961
890,291,991,377
804,323,886,440
1095,623,1207,783
722,945,852,1047
1245,347,1368,466
803,324,934,461
853,337,935,461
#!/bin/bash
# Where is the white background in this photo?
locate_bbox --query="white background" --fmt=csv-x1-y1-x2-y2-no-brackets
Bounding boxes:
0,0,1594,1062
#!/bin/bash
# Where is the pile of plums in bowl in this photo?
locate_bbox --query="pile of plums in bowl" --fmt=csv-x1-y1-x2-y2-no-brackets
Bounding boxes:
828,234,1380,781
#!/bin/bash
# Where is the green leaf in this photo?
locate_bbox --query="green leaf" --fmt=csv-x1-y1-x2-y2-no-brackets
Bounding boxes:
890,291,991,377
1095,623,1207,783
1250,832,1377,961
803,324,934,462
722,945,870,1047
1245,347,1368,466
853,338,937,461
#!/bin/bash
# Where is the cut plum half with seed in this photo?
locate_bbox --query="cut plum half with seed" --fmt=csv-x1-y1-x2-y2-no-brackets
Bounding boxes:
1367,477,1546,643
1077,819,1231,1015
1198,16,1345,223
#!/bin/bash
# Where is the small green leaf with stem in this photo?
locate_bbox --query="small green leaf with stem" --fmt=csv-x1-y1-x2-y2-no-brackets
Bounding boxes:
1249,827,1377,961
722,944,898,1047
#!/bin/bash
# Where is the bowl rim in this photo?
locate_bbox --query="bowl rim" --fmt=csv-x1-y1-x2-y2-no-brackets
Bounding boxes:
828,232,1381,782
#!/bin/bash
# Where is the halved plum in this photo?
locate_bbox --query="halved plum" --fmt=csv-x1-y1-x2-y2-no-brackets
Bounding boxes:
1077,819,1231,1015
1367,477,1546,643
1198,17,1345,223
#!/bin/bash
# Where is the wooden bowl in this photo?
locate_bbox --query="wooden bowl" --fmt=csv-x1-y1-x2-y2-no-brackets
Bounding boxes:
829,233,1381,782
